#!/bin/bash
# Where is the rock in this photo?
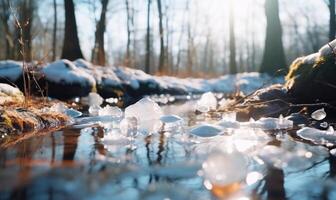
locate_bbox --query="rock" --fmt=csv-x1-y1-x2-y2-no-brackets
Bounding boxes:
285,39,336,103
42,60,95,99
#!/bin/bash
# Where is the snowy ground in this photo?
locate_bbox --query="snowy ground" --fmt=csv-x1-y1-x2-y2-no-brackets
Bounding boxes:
0,59,284,99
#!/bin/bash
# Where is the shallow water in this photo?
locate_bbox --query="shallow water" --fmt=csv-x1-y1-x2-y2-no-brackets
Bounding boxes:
0,100,336,200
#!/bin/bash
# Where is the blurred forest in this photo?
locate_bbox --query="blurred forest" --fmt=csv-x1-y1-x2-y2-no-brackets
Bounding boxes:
0,0,334,77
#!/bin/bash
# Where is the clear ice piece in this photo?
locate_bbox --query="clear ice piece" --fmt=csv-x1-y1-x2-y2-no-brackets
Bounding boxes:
120,117,138,138
311,108,326,121
125,97,163,122
65,108,82,118
98,105,123,118
88,105,101,116
196,92,217,113
189,124,222,137
88,92,103,106
50,102,68,113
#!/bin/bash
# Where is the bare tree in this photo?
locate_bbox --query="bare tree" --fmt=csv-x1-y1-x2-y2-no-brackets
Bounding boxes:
260,0,286,75
0,0,14,59
52,0,57,60
328,0,336,41
92,0,109,65
61,0,84,61
229,0,237,74
145,0,151,73
157,0,165,73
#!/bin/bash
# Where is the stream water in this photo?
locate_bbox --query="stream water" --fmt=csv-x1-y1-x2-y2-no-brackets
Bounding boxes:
0,100,336,200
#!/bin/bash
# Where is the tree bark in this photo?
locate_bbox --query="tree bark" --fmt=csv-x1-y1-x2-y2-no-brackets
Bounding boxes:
329,0,336,41
157,0,165,73
229,0,237,74
61,0,84,61
92,0,108,66
52,0,57,60
145,0,151,73
260,0,286,75
125,0,131,66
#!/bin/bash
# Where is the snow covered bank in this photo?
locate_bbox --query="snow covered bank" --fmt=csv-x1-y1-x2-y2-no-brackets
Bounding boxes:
0,59,284,99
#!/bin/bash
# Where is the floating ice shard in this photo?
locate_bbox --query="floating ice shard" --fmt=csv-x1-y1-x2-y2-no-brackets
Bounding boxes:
160,115,183,123
196,92,217,113
189,124,223,137
105,97,119,104
202,150,248,187
50,102,68,113
120,117,138,138
252,117,293,130
98,105,123,118
65,108,82,118
311,108,326,121
88,92,103,106
297,127,336,145
125,97,163,122
320,122,329,129
88,105,101,116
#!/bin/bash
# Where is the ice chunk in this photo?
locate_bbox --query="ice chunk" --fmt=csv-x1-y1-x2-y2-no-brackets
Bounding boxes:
297,127,336,145
202,150,248,187
50,102,68,113
251,117,293,130
196,92,217,113
125,97,163,122
105,97,119,104
88,105,101,116
160,115,183,123
320,122,329,129
120,117,138,138
189,124,223,137
88,92,103,106
160,115,184,131
222,112,236,122
65,108,82,118
311,108,326,121
98,105,123,118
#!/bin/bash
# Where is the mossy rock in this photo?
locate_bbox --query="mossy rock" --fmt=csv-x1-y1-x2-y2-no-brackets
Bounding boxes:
285,40,336,103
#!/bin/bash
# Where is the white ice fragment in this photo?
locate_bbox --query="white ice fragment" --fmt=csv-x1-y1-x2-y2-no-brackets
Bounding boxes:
202,150,248,186
50,102,68,113
125,97,163,122
160,115,183,123
222,112,236,122
98,105,123,118
217,120,240,129
320,122,329,129
89,105,101,116
88,92,103,106
189,124,223,137
65,108,82,118
311,108,326,121
105,97,119,104
297,127,336,145
196,92,217,113
246,171,263,185
330,148,336,156
253,117,293,130
120,117,138,138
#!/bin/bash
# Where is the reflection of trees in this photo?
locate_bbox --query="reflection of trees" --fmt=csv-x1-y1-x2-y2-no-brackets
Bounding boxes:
264,167,286,200
62,128,80,161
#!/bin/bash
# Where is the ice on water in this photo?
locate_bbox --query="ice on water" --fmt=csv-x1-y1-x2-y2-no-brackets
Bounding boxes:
125,97,163,122
88,92,104,106
196,92,217,113
297,127,336,146
98,105,123,118
189,124,223,137
311,108,327,121
202,149,248,186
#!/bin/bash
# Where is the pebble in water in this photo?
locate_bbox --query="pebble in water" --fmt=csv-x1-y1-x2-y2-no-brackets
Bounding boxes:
196,92,217,113
189,124,223,138
311,108,326,121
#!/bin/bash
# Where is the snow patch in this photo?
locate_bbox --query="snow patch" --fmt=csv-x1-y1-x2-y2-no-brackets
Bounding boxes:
0,60,23,81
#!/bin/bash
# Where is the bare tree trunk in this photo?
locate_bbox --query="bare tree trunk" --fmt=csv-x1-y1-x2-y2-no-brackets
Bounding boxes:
19,0,34,61
329,0,336,41
145,0,151,73
157,0,165,73
92,0,108,66
0,0,14,59
125,0,131,66
52,0,57,60
260,0,286,75
229,0,237,74
61,0,84,61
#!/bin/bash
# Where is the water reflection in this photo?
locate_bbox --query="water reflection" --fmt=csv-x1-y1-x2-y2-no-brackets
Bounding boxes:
0,101,335,200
